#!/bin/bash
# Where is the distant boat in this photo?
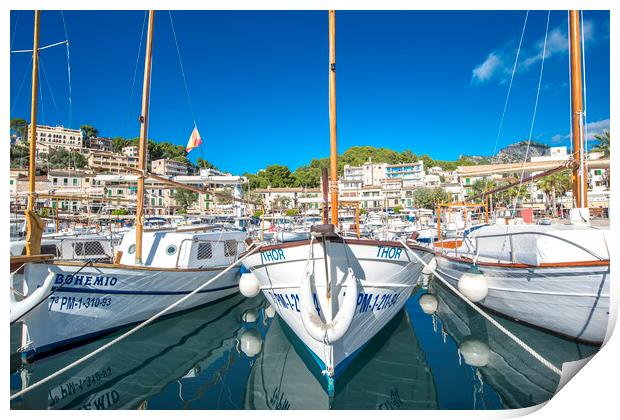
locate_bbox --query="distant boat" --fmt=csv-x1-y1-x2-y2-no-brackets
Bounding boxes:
240,11,433,395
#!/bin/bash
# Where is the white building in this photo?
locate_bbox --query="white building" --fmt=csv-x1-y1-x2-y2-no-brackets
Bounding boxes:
385,161,425,187
152,158,189,176
27,124,83,158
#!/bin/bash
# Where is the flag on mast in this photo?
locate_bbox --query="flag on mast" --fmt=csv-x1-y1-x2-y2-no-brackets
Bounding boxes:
186,127,202,152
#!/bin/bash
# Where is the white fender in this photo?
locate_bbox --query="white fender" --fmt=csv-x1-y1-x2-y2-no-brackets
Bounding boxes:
11,269,56,323
299,267,358,343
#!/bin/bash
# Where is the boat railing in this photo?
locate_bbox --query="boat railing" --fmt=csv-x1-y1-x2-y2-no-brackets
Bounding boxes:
467,231,607,262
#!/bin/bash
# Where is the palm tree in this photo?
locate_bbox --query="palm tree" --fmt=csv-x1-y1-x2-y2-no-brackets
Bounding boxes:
537,171,571,216
592,130,610,157
10,117,28,141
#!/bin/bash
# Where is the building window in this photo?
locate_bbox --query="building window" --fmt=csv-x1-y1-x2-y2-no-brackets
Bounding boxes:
73,179,78,186
63,178,68,186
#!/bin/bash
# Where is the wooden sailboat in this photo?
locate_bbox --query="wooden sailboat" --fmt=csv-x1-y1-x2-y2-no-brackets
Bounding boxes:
239,10,434,395
432,10,610,344
11,11,248,361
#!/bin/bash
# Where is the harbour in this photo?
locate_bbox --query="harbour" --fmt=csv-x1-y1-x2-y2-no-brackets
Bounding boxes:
8,7,613,412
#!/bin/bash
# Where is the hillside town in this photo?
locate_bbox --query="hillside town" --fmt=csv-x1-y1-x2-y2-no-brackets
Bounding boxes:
10,123,611,220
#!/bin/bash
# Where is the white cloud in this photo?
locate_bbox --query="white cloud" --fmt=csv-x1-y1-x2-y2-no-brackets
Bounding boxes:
471,19,596,85
471,52,504,84
586,118,610,140
550,118,609,144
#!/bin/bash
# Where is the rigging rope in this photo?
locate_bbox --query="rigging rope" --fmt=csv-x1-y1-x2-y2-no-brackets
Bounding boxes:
10,242,263,401
10,55,33,115
60,11,73,129
580,11,589,183
168,10,198,127
511,10,551,216
399,241,562,376
127,11,148,127
488,10,529,170
39,57,62,124
10,11,20,51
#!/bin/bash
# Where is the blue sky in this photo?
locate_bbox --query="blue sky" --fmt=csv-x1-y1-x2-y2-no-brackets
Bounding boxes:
10,10,610,174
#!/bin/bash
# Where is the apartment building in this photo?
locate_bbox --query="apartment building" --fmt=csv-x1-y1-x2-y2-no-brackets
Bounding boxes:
152,158,189,176
85,136,113,152
385,161,425,187
88,151,139,173
27,124,83,158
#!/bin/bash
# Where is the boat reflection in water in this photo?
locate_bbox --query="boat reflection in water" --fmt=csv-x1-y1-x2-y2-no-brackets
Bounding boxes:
245,308,438,409
11,294,266,409
424,278,600,408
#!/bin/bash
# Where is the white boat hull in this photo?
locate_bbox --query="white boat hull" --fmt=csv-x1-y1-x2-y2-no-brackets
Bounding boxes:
17,262,241,360
242,238,432,386
434,256,610,343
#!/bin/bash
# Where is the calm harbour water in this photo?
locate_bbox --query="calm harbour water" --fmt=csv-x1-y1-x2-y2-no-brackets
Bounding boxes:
10,275,600,410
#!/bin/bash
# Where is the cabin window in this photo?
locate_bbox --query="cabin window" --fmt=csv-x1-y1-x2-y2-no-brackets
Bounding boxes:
196,243,212,260
40,244,59,257
128,244,136,254
166,245,177,256
224,240,238,257
73,241,106,256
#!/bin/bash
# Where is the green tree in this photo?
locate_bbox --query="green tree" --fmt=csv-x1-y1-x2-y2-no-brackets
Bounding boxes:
174,188,198,211
537,171,571,215
393,205,403,214
48,148,87,169
10,143,30,168
272,196,292,211
80,125,99,139
10,117,28,141
285,208,300,216
111,137,129,153
592,130,610,157
195,158,219,171
412,187,448,209
111,208,128,216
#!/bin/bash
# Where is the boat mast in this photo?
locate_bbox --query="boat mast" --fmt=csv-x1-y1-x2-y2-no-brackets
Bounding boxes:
25,10,40,256
569,10,588,209
135,10,155,265
328,10,339,227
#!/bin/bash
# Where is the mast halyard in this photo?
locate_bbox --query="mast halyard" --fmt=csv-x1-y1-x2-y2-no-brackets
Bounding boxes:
25,10,41,256
135,10,155,265
328,10,339,227
569,10,588,210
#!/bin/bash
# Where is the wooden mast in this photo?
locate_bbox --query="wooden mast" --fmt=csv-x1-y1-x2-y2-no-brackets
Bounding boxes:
135,10,155,265
328,10,339,227
569,10,587,209
25,10,41,256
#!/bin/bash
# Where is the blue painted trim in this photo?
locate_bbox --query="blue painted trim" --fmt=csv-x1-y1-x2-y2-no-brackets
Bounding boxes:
51,284,238,295
22,292,241,361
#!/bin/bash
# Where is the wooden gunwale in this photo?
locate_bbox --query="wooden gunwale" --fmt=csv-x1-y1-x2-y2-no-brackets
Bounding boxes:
436,253,610,269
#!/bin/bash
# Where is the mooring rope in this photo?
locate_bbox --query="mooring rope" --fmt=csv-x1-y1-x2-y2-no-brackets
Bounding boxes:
10,243,262,400
399,240,562,377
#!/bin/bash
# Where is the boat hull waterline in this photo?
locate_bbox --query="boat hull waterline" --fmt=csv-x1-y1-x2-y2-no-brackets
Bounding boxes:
242,238,433,388
434,256,609,343
17,261,242,360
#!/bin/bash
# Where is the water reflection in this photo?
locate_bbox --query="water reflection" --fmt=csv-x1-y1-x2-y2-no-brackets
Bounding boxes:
10,275,600,410
424,277,600,408
11,294,265,409
245,310,437,409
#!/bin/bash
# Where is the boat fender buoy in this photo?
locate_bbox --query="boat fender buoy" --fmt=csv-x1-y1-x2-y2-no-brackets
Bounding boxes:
242,309,259,324
422,257,437,275
239,329,262,357
457,266,488,302
418,293,438,315
264,305,276,318
459,338,491,367
299,267,358,343
239,271,260,298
